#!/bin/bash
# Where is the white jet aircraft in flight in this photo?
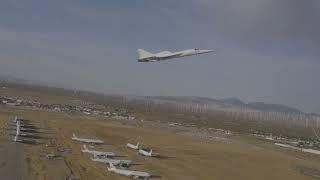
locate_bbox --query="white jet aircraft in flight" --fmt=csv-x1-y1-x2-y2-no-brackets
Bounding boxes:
81,144,115,157
91,157,132,167
137,48,214,62
108,163,151,179
71,133,104,144
138,149,159,157
126,142,139,150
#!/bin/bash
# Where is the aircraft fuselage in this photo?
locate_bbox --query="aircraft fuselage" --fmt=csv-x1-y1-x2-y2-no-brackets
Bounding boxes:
138,49,214,62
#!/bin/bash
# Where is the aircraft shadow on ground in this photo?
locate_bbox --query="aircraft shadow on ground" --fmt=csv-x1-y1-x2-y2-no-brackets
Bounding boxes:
8,133,47,139
23,134,48,139
154,155,176,160
20,125,40,130
9,124,42,130
16,119,33,123
7,127,52,135
130,162,143,166
150,175,162,179
20,124,52,131
21,129,53,134
113,155,127,158
18,140,44,145
5,128,38,133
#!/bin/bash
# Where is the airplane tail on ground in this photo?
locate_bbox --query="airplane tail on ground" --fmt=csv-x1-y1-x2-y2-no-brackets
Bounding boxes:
72,133,76,138
108,162,115,170
150,149,152,155
83,144,88,150
136,142,139,148
138,49,154,59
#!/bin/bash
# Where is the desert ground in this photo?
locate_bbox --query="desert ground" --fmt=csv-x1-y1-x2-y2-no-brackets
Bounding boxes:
1,84,320,180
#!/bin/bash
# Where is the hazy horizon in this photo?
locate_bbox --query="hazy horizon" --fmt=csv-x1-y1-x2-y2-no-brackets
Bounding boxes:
0,1,319,113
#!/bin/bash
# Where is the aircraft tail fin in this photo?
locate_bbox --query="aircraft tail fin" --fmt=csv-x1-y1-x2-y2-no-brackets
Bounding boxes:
150,149,152,155
83,144,88,150
72,133,76,138
109,162,115,169
138,49,154,59
137,142,139,148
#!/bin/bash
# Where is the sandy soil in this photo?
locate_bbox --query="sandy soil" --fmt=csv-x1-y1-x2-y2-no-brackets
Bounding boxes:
1,107,320,180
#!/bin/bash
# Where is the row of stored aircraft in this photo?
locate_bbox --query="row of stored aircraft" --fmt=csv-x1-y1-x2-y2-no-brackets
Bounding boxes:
11,116,38,144
81,145,133,167
13,116,28,142
14,116,21,142
72,134,152,179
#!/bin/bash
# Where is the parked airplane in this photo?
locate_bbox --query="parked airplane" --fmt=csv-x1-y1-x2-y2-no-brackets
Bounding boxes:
126,142,139,150
16,120,21,135
13,133,27,142
91,157,132,167
108,163,151,179
12,116,28,123
13,121,26,142
137,48,214,62
13,135,21,142
71,133,104,144
138,149,159,157
81,144,114,157
13,116,18,123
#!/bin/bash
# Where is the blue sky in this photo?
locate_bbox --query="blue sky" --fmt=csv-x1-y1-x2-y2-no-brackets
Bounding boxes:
0,0,319,113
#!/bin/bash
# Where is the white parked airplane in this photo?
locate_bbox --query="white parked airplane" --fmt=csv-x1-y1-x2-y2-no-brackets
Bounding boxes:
126,142,139,150
92,157,132,167
15,122,28,137
13,135,21,142
14,120,28,135
81,144,115,157
71,133,104,144
137,48,214,62
13,116,18,123
16,120,21,136
108,163,151,179
138,149,159,157
13,134,27,142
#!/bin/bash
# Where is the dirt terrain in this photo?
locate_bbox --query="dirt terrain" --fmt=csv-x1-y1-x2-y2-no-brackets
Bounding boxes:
0,107,319,180
0,85,320,180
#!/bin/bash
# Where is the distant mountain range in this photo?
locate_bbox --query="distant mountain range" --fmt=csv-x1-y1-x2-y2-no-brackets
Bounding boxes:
0,74,65,88
0,74,34,84
125,96,304,114
0,75,316,116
